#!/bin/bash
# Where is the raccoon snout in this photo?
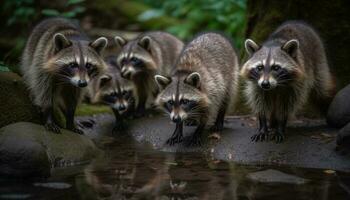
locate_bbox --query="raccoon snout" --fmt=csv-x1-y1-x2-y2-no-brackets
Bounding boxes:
78,80,88,88
260,80,271,90
172,115,182,123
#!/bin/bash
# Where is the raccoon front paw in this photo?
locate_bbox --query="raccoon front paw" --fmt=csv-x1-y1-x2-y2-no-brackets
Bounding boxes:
251,131,269,142
112,122,127,134
185,135,201,147
270,133,285,143
69,127,84,135
45,122,61,134
166,134,183,146
185,119,198,127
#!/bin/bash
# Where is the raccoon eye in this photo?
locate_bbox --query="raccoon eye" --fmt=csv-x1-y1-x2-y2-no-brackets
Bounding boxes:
131,57,142,66
69,63,78,69
168,99,174,105
85,63,94,70
256,65,264,71
180,99,189,105
121,58,127,66
272,65,281,71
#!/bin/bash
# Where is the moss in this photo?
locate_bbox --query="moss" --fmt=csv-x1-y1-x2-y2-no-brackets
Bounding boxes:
76,103,112,116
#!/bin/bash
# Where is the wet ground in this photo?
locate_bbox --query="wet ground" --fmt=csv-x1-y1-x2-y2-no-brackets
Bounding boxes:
1,114,350,199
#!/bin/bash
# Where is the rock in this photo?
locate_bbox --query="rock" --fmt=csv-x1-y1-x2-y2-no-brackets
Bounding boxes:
337,122,350,148
327,84,350,128
0,122,101,178
0,72,41,128
247,169,309,184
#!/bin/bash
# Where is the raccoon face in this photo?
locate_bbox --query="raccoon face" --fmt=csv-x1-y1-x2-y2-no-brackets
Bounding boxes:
115,36,155,80
155,72,208,123
242,39,301,90
49,33,108,88
98,74,135,114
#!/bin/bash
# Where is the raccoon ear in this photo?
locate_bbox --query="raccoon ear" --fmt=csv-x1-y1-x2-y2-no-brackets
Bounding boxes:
114,36,127,47
53,33,71,52
185,72,201,89
90,37,108,55
245,39,260,56
155,75,171,90
282,39,299,58
138,36,152,51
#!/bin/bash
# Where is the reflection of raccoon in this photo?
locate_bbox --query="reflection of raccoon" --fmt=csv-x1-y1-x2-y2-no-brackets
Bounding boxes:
21,18,108,134
155,32,240,146
240,21,335,143
114,32,184,116
89,56,136,132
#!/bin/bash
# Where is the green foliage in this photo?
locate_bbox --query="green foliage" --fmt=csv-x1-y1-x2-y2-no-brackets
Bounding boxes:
137,0,247,49
0,61,10,72
41,0,86,18
3,0,35,25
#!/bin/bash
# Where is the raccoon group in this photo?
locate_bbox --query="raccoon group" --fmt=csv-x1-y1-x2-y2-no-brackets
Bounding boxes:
21,18,334,145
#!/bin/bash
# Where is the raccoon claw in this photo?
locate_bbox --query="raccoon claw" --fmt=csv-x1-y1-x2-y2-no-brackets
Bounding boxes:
271,133,285,143
69,127,84,135
251,132,269,142
45,122,61,134
185,136,201,147
166,134,183,146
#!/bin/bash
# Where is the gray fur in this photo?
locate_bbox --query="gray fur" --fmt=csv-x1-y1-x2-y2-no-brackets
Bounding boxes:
241,21,334,142
21,18,107,133
115,31,184,112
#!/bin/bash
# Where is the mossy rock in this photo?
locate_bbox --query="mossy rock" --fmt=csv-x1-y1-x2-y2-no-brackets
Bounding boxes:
0,72,41,128
0,122,102,178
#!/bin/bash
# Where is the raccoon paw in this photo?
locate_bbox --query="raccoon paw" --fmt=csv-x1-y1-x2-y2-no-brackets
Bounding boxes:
270,133,285,143
45,122,61,134
185,135,201,147
69,127,84,135
112,123,127,134
185,119,198,127
251,131,269,142
166,134,183,146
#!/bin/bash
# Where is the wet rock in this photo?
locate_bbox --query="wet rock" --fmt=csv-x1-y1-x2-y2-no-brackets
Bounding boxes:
0,122,101,178
337,122,350,150
327,84,350,128
0,72,41,128
247,169,308,184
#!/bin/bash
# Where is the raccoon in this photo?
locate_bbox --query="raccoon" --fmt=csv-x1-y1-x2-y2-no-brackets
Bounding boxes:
155,32,239,146
114,31,184,116
240,21,335,143
89,56,136,132
21,18,108,134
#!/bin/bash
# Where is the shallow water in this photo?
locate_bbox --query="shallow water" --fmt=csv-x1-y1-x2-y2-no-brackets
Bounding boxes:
1,134,349,200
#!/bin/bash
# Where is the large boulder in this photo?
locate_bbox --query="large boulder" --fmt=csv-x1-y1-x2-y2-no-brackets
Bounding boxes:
337,122,350,149
0,72,41,128
327,84,350,128
0,122,101,178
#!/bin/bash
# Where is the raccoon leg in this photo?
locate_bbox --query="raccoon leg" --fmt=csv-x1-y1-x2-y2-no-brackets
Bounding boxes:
134,87,147,118
65,103,84,135
271,117,287,143
166,122,184,145
43,106,61,134
251,113,269,142
112,109,127,134
186,117,207,147
210,100,228,132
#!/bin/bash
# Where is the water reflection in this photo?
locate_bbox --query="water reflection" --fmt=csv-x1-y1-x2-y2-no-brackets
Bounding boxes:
73,135,350,200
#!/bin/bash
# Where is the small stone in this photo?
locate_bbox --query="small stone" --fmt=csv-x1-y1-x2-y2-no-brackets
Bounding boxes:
208,133,221,140
323,169,336,174
247,169,309,185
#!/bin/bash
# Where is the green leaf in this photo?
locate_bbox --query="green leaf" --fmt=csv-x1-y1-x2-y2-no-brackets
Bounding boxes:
41,9,61,16
137,9,163,21
62,11,76,18
67,0,85,6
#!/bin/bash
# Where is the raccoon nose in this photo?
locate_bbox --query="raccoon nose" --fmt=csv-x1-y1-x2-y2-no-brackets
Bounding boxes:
261,80,270,90
118,104,126,111
172,115,181,123
78,80,88,88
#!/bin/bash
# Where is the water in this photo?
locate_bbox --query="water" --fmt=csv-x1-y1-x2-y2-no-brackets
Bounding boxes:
0,135,349,200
